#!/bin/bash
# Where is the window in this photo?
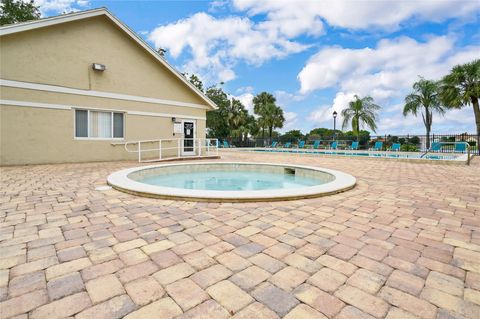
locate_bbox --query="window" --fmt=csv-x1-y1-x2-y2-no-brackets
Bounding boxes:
75,109,124,139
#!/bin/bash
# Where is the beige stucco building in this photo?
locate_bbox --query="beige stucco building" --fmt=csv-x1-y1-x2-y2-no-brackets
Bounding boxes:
0,8,216,165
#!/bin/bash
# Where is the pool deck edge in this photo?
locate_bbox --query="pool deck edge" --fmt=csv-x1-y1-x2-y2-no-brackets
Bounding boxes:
107,162,357,202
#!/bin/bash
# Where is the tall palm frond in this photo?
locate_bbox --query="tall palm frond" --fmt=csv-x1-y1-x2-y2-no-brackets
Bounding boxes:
440,60,480,150
341,95,381,137
403,77,445,148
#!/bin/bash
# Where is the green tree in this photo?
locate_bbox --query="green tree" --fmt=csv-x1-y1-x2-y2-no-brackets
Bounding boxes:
259,103,285,139
253,92,276,138
280,130,304,142
403,77,445,149
226,98,249,138
343,130,371,145
440,59,480,151
245,114,259,138
204,86,257,140
188,75,258,140
187,76,231,138
0,0,40,26
308,128,334,139
341,95,381,139
205,86,230,138
188,74,204,92
409,136,420,145
279,130,305,143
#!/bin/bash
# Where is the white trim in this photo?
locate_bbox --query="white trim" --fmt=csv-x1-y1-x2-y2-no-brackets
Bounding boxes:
74,109,125,140
181,120,196,156
0,99,69,110
128,110,205,120
74,137,125,141
72,107,125,141
0,79,209,110
111,110,114,139
0,9,106,35
0,99,207,120
107,162,357,201
0,8,217,110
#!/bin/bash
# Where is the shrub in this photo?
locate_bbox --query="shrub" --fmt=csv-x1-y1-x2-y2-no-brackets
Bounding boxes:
409,136,420,145
400,144,419,152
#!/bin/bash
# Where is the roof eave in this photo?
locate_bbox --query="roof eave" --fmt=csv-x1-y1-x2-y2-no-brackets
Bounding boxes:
0,7,217,110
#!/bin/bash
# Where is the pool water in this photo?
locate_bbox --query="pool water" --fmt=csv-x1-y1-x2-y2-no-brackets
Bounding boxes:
109,162,355,201
138,170,324,191
254,149,459,161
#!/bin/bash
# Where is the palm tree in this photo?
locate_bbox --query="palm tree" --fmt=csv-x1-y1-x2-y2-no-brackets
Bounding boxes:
341,95,381,139
440,59,480,153
226,98,248,138
403,78,445,149
253,92,276,139
259,103,285,139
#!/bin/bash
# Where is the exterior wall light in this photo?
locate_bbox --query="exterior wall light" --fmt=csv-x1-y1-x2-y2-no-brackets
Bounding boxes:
92,63,106,71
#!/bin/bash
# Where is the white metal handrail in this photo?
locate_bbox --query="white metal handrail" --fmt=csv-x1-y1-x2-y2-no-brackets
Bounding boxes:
122,138,219,162
421,141,472,165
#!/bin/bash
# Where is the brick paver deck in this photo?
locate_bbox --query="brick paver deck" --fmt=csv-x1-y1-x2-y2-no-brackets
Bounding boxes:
1,150,479,318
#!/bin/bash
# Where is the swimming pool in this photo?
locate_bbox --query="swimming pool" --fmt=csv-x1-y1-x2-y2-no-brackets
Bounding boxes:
138,170,323,191
107,162,356,201
252,148,465,162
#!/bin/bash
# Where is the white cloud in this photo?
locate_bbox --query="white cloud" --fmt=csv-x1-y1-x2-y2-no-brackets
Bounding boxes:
147,0,478,85
148,12,308,84
235,86,254,94
274,90,306,108
209,0,229,12
234,92,255,114
308,92,356,128
232,89,302,118
233,0,479,30
378,113,423,133
34,0,88,15
308,105,333,126
376,107,475,134
298,35,480,101
282,111,298,132
307,91,476,135
297,33,479,135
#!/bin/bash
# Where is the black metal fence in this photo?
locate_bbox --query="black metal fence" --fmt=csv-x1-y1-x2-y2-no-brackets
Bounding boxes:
221,133,479,155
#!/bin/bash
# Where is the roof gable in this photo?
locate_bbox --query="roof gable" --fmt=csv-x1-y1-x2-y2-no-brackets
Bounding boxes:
0,8,216,110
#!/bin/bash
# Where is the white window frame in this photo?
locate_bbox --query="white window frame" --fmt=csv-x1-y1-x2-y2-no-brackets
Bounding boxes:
74,108,125,140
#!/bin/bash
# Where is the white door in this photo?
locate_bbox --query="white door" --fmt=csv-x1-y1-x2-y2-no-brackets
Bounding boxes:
181,120,196,156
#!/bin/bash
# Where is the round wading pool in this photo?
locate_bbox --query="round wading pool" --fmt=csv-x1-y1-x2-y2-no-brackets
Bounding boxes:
107,162,356,202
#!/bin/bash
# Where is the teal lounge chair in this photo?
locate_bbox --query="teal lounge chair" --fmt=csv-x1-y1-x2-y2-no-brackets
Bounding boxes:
268,141,278,148
312,140,321,149
430,142,441,152
298,141,305,149
283,142,291,148
455,143,467,153
389,143,401,151
329,141,338,149
348,141,359,150
222,140,230,148
370,141,383,151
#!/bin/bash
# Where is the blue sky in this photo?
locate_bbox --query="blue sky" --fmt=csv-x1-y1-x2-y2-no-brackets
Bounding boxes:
37,0,479,135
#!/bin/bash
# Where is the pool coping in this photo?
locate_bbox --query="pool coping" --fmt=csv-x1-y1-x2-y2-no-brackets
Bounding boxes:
107,162,357,202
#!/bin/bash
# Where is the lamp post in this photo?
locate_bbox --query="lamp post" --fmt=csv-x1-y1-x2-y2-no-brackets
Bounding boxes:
333,111,337,141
